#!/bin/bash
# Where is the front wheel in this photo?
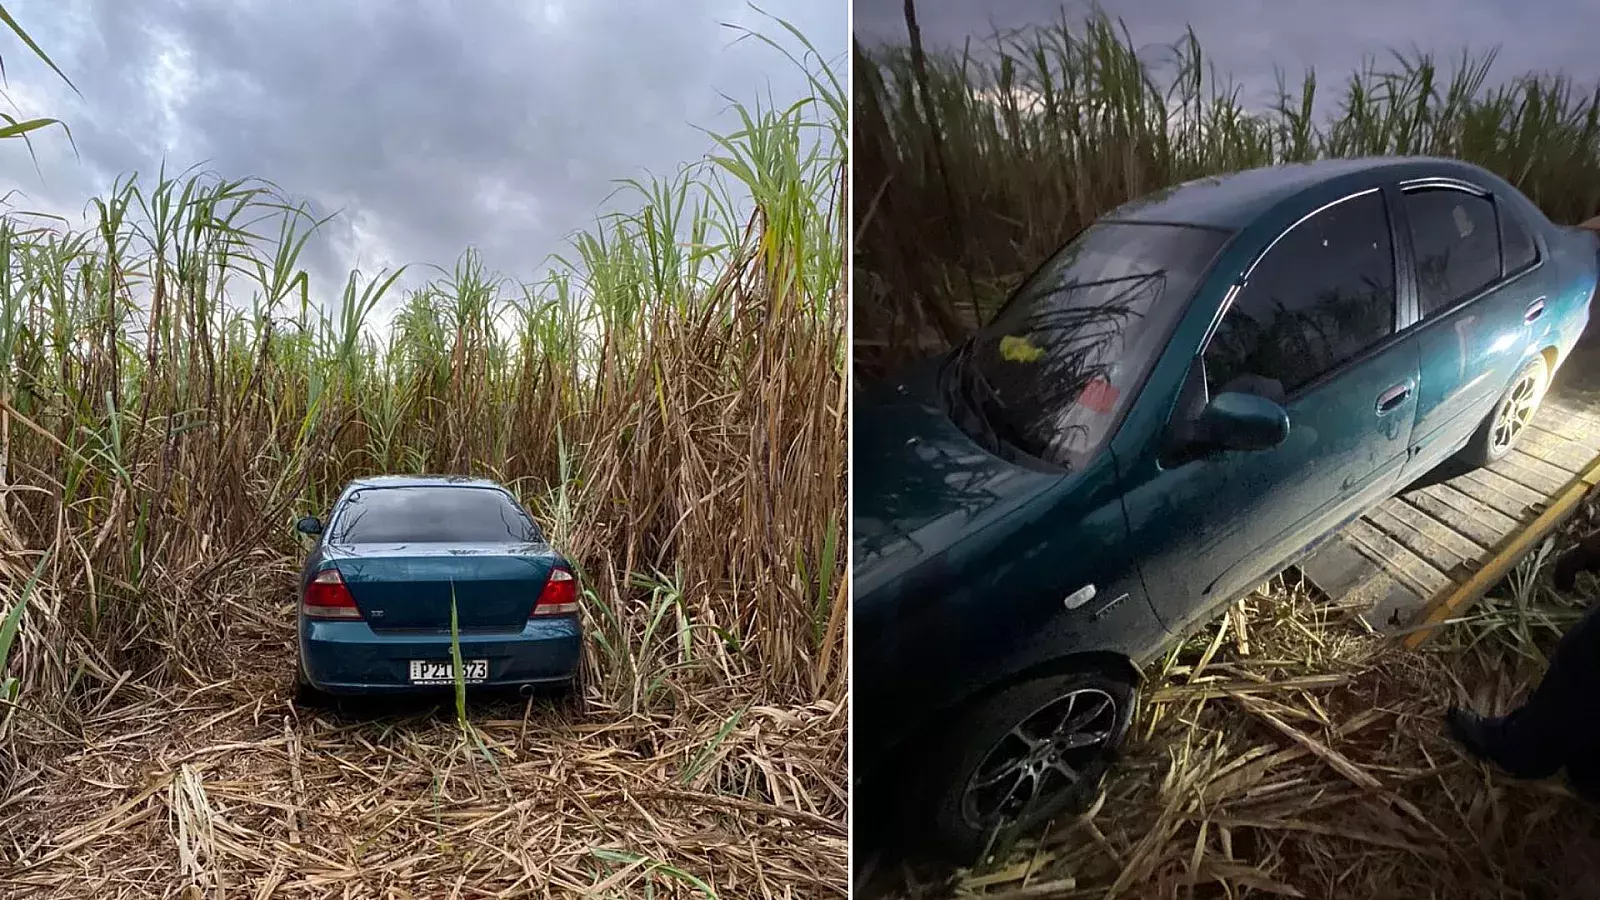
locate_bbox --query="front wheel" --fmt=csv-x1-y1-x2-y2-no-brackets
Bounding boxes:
1460,355,1548,468
917,670,1136,865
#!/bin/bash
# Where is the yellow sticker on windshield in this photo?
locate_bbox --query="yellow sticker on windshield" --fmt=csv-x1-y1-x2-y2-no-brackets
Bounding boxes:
998,334,1044,363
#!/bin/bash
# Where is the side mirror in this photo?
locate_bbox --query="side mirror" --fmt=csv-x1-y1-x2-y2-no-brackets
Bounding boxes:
295,515,323,536
1192,391,1290,451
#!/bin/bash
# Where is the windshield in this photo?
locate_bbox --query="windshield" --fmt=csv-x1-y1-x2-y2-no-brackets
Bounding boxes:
331,486,541,544
947,221,1229,469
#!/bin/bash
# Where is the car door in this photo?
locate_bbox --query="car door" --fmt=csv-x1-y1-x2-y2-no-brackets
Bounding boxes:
1397,181,1547,479
1119,188,1421,636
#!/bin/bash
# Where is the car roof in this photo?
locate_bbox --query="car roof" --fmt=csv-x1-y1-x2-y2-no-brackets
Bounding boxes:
1107,156,1494,230
343,474,507,490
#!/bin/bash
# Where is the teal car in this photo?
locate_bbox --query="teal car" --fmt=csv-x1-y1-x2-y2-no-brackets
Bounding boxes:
853,157,1597,860
293,476,582,703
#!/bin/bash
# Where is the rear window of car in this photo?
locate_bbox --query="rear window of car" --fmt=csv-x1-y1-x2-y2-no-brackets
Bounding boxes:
331,486,540,544
1403,187,1501,317
1501,204,1539,274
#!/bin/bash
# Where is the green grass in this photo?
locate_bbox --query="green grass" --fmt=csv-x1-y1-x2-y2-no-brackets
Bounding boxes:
854,3,1600,373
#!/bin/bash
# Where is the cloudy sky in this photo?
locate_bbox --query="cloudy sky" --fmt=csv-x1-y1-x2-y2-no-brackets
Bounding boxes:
855,0,1600,107
0,0,844,312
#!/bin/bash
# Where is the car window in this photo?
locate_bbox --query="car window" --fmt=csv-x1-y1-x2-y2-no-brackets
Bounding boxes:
1404,187,1501,317
332,486,540,543
1501,203,1539,274
1203,190,1396,399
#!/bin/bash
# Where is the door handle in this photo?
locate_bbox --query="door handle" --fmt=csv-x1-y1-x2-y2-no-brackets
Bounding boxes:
1526,297,1546,323
1376,383,1412,414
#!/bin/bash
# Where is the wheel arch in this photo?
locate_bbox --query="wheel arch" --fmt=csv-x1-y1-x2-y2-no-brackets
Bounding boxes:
862,648,1145,784
996,649,1146,691
1539,344,1560,372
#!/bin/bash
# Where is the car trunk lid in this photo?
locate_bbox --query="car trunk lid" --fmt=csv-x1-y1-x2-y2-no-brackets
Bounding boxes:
326,542,559,633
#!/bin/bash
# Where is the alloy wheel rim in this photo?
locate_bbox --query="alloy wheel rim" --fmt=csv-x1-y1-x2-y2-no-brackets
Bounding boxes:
960,688,1118,831
1491,372,1540,453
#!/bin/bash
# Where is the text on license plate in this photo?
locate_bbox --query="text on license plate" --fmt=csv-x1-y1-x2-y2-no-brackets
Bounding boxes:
408,659,488,683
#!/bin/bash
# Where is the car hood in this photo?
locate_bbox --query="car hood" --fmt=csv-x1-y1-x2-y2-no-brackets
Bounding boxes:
852,361,1066,605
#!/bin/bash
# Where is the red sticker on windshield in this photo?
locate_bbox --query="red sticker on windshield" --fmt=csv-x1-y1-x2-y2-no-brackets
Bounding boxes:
1078,377,1118,413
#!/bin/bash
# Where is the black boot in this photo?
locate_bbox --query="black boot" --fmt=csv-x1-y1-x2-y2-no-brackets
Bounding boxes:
1448,601,1600,782
1445,706,1564,780
1566,764,1600,802
1447,707,1508,766
1565,748,1600,802
1552,529,1600,591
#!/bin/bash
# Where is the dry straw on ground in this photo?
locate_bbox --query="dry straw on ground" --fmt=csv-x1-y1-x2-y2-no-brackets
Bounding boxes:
0,18,847,898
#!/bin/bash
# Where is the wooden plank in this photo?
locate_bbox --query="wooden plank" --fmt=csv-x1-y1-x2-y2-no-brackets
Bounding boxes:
1536,393,1600,424
1363,572,1433,634
1343,517,1455,600
1548,393,1600,424
1513,426,1593,474
1367,498,1481,575
1299,533,1380,602
1402,484,1519,550
1452,467,1547,520
1489,449,1573,496
1405,453,1600,647
1510,445,1588,484
1530,402,1600,449
1537,394,1596,419
1300,534,1430,631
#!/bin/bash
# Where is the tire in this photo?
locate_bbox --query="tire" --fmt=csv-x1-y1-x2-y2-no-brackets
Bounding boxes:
293,659,329,709
1460,355,1548,468
563,648,589,717
914,669,1137,865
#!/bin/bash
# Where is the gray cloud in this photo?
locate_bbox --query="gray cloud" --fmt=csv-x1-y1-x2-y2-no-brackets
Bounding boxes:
854,0,1600,110
1,0,844,310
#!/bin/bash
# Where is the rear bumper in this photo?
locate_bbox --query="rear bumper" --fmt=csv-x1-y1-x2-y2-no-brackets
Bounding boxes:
299,616,582,694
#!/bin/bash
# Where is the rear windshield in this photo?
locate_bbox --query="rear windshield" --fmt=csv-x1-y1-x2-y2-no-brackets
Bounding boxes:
331,486,540,544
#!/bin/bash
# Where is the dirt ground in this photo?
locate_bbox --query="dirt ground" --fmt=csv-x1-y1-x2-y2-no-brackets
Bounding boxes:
0,557,848,898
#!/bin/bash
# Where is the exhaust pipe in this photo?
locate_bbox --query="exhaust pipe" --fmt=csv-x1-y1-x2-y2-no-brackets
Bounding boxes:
519,684,536,697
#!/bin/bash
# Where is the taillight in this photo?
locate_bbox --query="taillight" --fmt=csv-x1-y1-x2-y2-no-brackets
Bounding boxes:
303,568,362,619
531,567,579,617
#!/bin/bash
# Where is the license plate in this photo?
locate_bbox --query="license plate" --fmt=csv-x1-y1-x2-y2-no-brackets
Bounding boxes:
408,659,488,684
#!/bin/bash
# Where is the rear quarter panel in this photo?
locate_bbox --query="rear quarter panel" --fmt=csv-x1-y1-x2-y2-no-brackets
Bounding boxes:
1497,186,1596,367
1552,224,1600,355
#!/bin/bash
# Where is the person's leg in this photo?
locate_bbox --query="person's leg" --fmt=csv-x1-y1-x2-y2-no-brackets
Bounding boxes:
1447,599,1600,779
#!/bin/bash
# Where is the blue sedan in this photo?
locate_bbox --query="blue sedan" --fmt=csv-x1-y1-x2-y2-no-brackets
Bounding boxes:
293,476,583,703
853,157,1597,861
